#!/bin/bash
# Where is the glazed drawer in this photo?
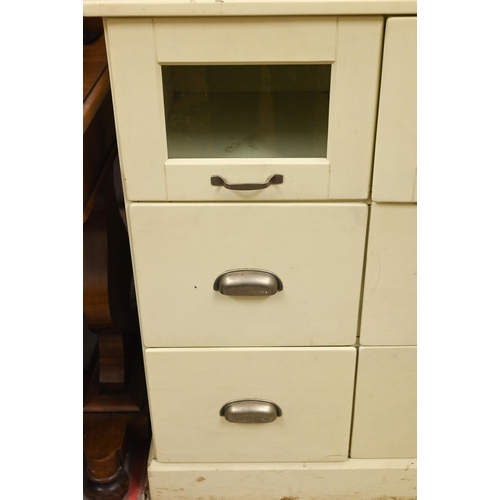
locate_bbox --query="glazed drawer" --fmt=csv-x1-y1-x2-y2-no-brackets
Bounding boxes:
360,203,417,345
129,202,367,347
350,347,417,458
104,17,384,201
146,347,356,463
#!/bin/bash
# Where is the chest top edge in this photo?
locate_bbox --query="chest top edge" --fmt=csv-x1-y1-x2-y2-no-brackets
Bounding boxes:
83,0,417,18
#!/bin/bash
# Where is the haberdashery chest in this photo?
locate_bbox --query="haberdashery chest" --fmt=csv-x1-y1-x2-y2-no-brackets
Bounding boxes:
83,1,417,497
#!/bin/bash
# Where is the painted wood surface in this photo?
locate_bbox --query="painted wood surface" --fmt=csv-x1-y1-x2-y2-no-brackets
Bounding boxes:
105,17,385,201
84,0,417,17
327,17,383,200
145,347,356,463
155,17,337,64
104,19,167,201
360,203,417,345
350,346,417,458
100,12,418,496
156,16,382,199
372,17,417,202
165,159,330,201
128,203,367,347
148,457,417,500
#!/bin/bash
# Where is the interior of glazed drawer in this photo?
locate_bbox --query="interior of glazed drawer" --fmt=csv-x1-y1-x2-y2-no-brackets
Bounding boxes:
162,65,331,159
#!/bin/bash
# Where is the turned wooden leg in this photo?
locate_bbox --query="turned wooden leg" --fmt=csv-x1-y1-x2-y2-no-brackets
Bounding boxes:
84,410,150,499
85,469,130,500
84,415,130,499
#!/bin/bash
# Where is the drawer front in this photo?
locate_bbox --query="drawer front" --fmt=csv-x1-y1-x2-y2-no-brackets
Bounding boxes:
360,203,416,346
146,347,356,463
372,17,417,202
129,203,367,347
104,17,383,201
350,347,417,458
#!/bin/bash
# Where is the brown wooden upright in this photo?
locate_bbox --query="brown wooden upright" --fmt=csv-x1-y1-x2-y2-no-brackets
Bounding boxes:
83,17,150,500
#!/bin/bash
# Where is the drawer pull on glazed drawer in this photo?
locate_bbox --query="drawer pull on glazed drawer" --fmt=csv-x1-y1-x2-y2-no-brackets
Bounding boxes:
211,174,283,191
220,399,283,424
213,269,283,296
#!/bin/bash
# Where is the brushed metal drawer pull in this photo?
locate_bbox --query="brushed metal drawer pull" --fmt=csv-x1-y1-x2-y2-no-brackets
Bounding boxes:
211,174,283,191
213,269,283,296
220,399,283,424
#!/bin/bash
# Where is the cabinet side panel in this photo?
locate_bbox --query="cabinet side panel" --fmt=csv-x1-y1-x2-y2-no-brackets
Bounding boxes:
104,18,167,201
372,17,417,202
328,17,384,200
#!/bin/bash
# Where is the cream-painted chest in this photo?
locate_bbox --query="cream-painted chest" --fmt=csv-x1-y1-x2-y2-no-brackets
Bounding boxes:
83,1,417,498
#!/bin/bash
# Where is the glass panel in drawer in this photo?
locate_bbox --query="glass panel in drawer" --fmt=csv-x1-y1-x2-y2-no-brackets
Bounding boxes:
162,65,330,159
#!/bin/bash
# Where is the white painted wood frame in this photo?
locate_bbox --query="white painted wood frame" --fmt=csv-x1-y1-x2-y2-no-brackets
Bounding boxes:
372,17,417,202
327,16,383,199
104,18,168,201
154,16,337,64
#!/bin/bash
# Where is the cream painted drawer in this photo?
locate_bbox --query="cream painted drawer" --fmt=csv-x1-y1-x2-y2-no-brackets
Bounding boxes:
146,347,356,463
350,347,417,458
360,203,416,345
104,17,384,201
129,202,367,347
372,17,417,202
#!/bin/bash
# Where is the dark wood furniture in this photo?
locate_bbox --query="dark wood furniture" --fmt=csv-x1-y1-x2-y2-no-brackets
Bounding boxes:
83,18,150,500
